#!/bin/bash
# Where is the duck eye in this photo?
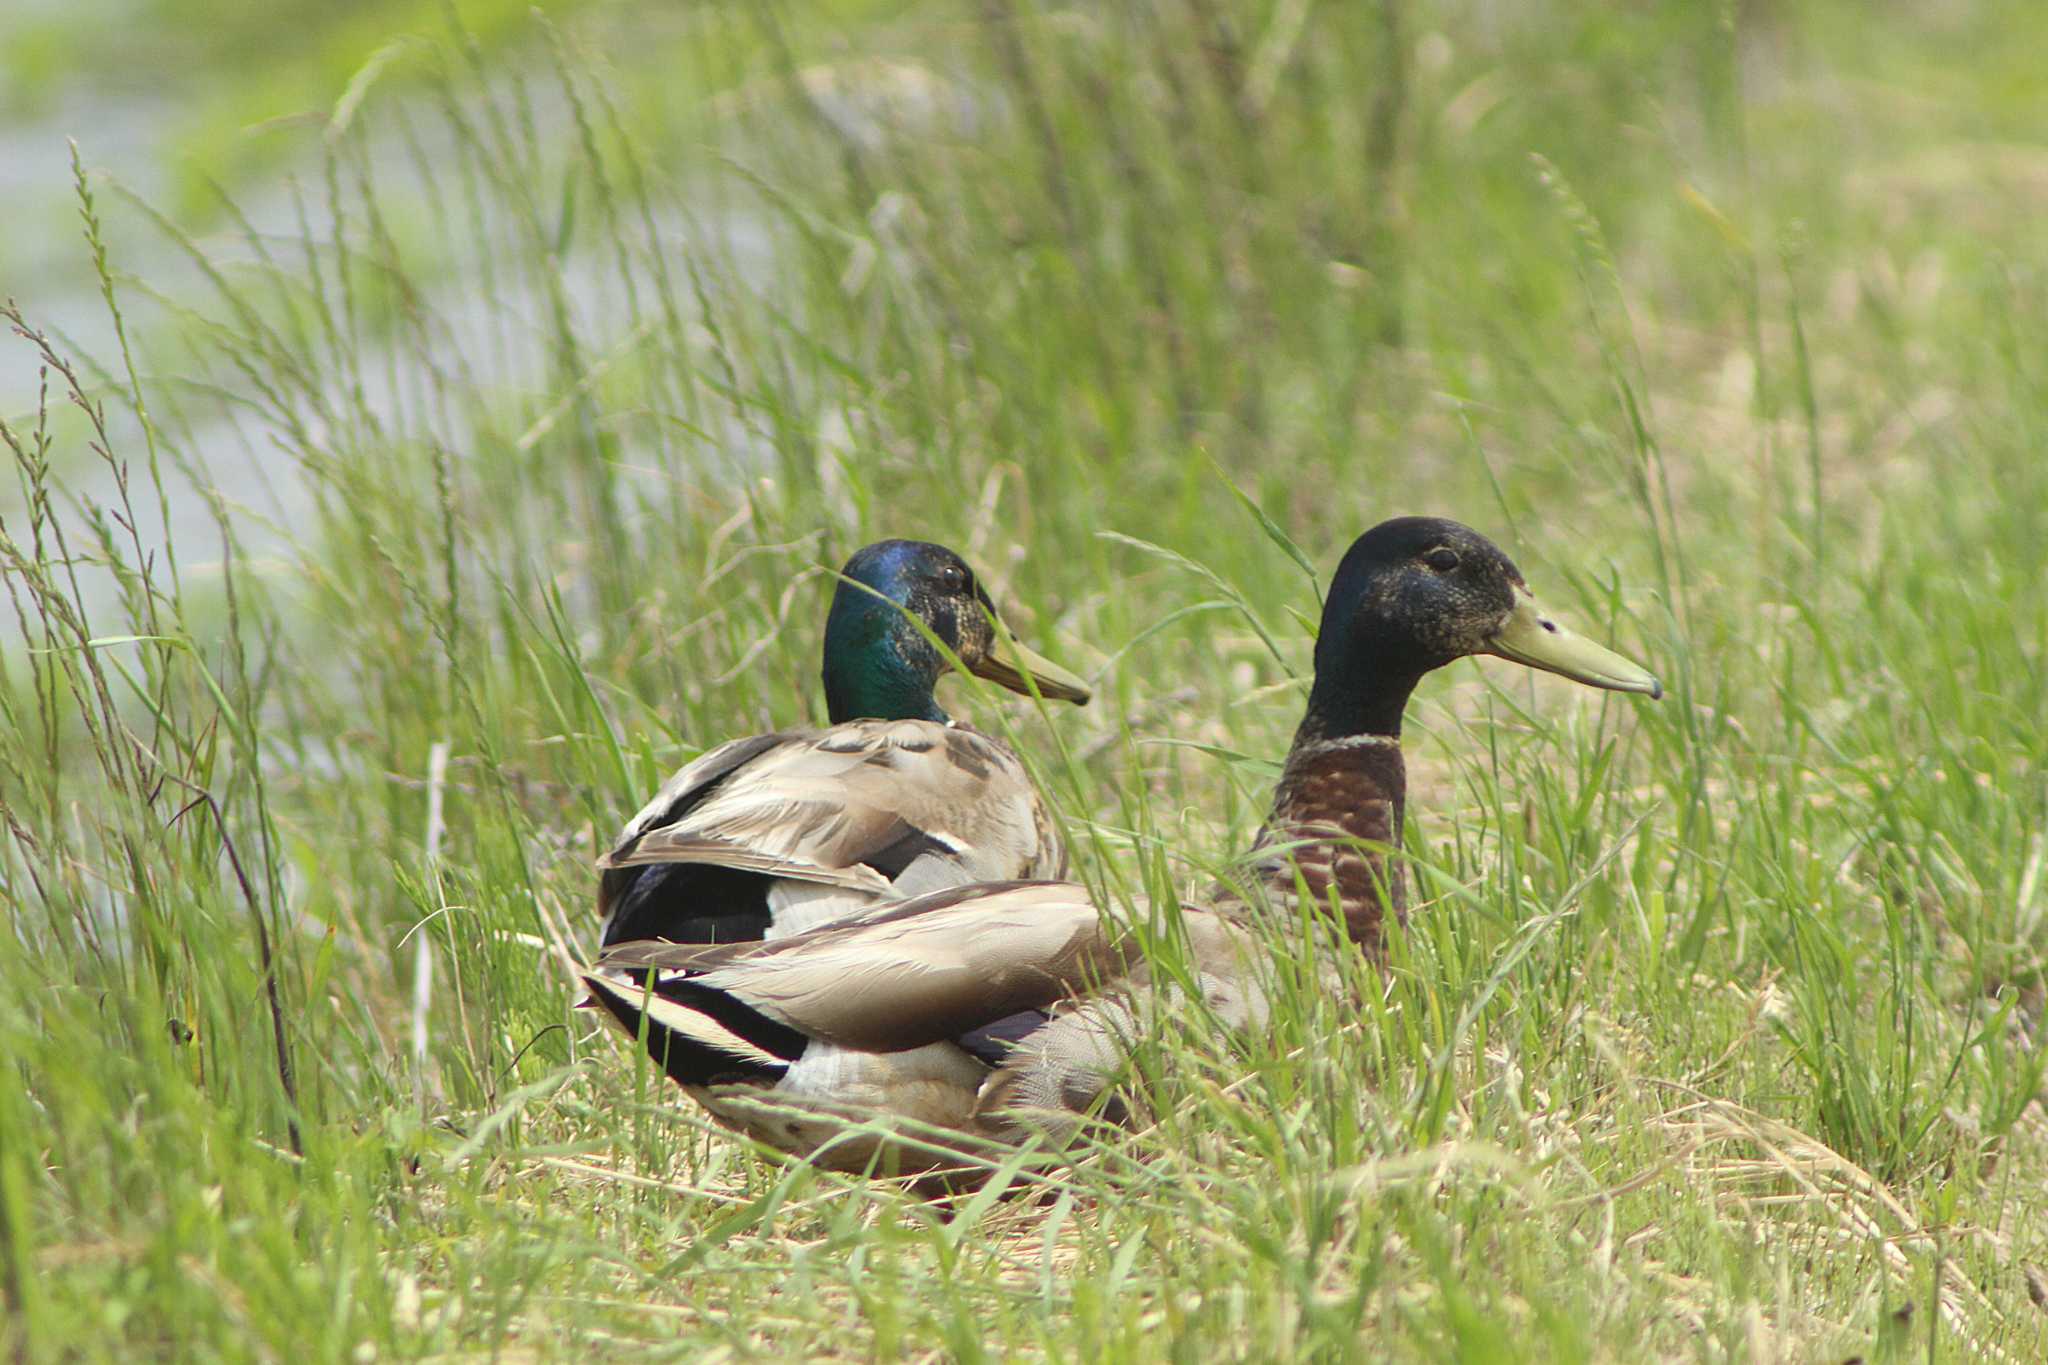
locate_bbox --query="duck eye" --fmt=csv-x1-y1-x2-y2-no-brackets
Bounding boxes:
1424,548,1461,572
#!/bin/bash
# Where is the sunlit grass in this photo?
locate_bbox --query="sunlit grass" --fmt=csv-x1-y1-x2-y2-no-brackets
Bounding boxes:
4,0,2047,1358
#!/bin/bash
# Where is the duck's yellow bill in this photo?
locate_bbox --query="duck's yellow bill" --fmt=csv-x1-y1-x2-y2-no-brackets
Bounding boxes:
971,630,1092,705
1486,589,1662,699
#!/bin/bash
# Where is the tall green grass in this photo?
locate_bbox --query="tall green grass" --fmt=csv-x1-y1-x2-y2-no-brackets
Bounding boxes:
4,0,2046,1357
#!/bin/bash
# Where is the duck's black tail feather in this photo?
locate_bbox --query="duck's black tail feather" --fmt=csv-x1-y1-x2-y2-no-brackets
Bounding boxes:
597,863,776,949
581,971,807,1087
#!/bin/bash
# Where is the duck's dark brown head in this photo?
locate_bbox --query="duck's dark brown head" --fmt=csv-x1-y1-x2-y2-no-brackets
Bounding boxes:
1260,517,1660,947
1303,516,1661,740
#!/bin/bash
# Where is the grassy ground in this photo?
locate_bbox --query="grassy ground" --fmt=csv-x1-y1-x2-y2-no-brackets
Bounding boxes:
4,0,2047,1358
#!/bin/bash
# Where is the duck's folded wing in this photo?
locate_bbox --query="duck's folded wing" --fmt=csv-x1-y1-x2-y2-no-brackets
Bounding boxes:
601,719,1054,893
597,880,1129,1053
973,910,1268,1138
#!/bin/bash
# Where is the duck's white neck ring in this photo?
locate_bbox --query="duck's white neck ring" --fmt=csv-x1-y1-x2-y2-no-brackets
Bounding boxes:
1290,733,1402,759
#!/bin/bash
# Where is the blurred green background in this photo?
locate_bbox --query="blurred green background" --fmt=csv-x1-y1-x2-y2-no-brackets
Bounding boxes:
4,0,2048,1358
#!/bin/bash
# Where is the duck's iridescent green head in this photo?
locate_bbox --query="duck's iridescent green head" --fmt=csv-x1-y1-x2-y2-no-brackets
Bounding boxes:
1306,516,1662,738
821,540,1091,724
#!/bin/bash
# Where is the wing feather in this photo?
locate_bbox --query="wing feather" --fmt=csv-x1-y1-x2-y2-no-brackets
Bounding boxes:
600,881,1131,1051
601,719,1060,898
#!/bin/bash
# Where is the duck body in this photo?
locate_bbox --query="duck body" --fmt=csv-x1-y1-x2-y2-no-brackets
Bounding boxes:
589,518,1661,1170
586,879,1247,1167
599,718,1069,945
598,540,1088,949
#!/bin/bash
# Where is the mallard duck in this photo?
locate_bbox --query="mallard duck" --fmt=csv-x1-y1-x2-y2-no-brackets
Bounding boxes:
598,539,1090,949
584,517,1660,1171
